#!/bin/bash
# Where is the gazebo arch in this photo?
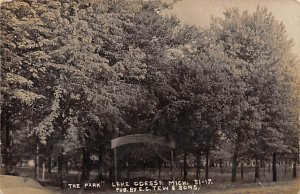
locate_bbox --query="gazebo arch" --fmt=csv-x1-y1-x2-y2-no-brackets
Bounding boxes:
111,134,176,181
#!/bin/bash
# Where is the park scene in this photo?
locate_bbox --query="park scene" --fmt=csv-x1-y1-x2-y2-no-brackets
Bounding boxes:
1,0,300,193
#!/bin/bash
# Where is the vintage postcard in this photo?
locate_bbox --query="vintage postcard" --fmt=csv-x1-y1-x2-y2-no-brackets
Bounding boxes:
1,0,299,194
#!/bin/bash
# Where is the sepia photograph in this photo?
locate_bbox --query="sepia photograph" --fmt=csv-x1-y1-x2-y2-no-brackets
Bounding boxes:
0,0,300,193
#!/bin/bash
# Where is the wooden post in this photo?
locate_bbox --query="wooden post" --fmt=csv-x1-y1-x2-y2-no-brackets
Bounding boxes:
114,148,117,181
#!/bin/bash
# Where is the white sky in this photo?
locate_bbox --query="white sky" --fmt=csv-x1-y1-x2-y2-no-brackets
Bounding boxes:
164,0,300,59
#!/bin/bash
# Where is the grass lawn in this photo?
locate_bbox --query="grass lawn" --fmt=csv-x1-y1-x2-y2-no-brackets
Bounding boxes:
205,179,300,194
0,175,299,194
5,165,299,194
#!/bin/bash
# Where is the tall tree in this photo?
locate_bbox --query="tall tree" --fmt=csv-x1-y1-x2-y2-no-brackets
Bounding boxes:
210,7,300,182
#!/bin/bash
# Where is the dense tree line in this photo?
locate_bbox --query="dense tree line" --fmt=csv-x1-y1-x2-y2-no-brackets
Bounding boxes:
1,0,299,187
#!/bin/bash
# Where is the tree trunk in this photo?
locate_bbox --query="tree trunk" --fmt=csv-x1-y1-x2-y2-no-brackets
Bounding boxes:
66,156,69,174
241,162,244,179
255,157,259,180
34,142,39,179
47,145,52,174
81,148,86,181
205,151,209,180
219,159,223,174
98,147,103,179
81,148,91,181
196,153,200,179
231,150,237,182
284,159,287,175
109,151,113,182
183,151,187,181
272,152,277,182
180,163,183,179
108,168,112,182
58,156,62,173
60,151,67,188
292,158,297,178
70,160,73,172
3,110,12,174
158,159,162,180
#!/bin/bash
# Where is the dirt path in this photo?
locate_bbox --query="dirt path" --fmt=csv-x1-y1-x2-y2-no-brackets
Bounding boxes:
0,175,55,194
